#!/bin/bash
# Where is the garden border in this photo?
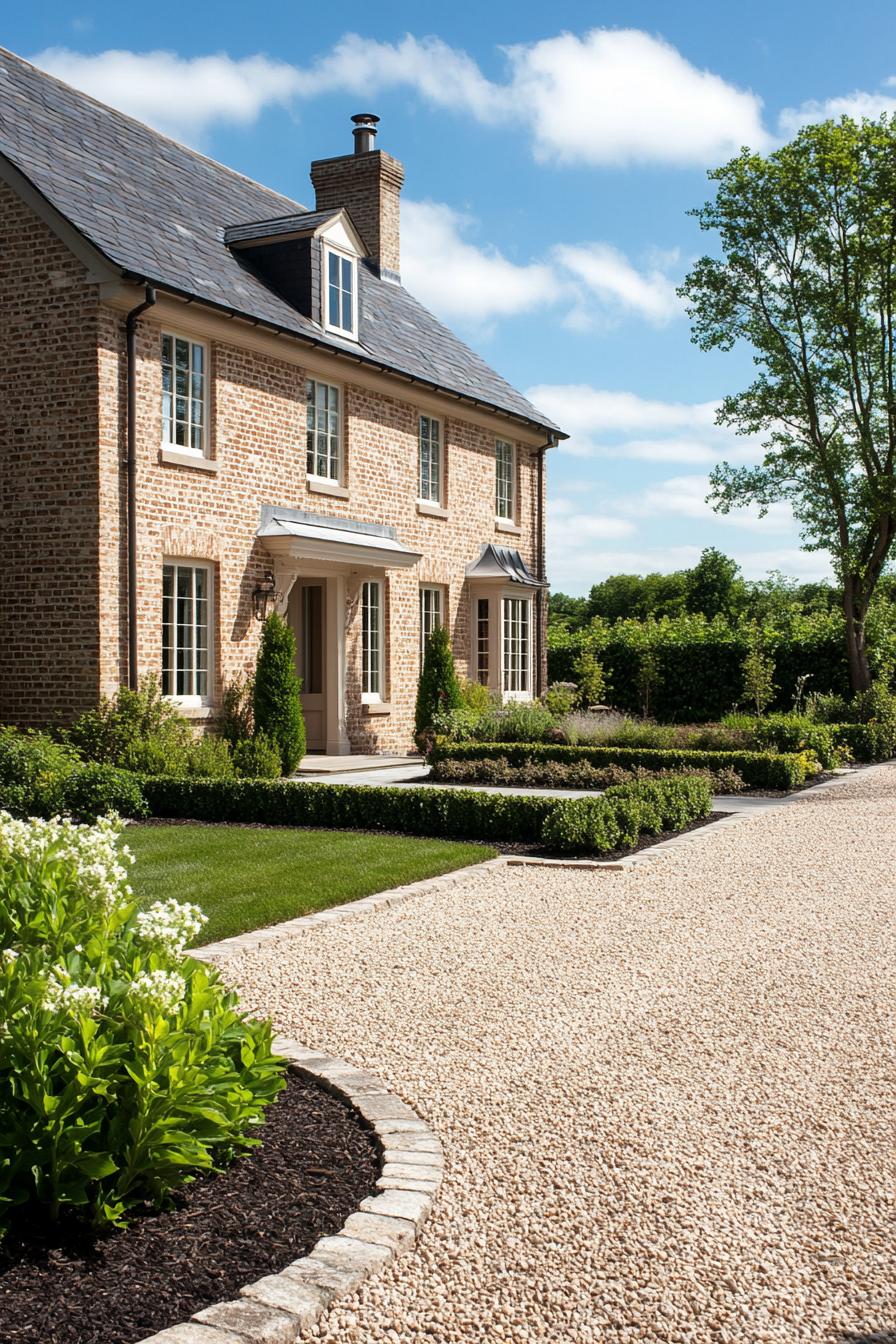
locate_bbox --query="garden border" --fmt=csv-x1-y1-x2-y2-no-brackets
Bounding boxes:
136,1035,443,1344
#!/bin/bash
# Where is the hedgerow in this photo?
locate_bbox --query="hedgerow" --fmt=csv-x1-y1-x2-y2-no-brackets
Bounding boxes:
139,773,711,855
429,741,815,790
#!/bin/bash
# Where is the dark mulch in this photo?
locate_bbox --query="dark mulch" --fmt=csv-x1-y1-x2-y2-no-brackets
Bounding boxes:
0,1070,380,1344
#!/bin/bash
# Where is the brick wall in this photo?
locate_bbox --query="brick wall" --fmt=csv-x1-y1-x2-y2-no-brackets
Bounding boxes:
310,151,404,276
0,182,102,726
97,306,543,753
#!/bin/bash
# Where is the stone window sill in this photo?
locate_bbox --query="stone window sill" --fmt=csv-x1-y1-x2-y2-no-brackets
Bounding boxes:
416,500,448,519
175,704,216,721
495,518,522,535
362,701,392,716
308,476,349,499
160,447,219,473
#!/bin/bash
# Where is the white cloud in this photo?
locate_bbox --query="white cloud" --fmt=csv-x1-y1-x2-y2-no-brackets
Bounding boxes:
31,47,301,141
525,384,766,465
402,203,680,328
504,29,770,166
635,475,794,530
552,243,680,326
401,202,555,323
779,77,896,137
33,28,772,166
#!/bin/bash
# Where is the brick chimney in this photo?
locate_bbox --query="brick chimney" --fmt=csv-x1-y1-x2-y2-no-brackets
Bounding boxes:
310,114,405,279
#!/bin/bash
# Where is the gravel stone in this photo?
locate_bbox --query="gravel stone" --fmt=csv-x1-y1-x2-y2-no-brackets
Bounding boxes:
219,768,896,1342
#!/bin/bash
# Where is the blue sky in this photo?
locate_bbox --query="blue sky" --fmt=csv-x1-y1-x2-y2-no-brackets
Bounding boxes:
7,2,896,593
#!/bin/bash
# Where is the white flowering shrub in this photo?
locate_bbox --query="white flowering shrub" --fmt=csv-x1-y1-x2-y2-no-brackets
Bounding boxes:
0,811,284,1233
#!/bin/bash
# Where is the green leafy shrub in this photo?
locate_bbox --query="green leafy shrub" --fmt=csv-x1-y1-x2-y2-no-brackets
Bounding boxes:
471,700,557,743
430,741,813,791
68,678,234,779
139,773,711,855
571,650,607,709
543,682,577,717
253,613,305,774
415,625,462,742
743,713,844,769
0,812,284,1234
458,678,493,714
231,731,283,779
742,638,777,715
0,729,146,822
541,776,712,854
0,727,81,817
219,674,255,746
58,763,148,822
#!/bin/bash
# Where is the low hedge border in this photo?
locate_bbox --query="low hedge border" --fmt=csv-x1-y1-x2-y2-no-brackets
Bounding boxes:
139,774,712,857
430,742,814,791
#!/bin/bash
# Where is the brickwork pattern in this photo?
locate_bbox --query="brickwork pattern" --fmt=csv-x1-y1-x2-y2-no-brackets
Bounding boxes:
310,152,405,276
0,181,102,725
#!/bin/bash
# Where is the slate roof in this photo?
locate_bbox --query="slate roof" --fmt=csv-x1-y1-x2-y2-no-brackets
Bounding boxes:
0,47,562,436
223,210,342,246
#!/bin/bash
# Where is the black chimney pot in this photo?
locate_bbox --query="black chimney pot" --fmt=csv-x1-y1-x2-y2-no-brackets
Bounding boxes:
351,113,379,155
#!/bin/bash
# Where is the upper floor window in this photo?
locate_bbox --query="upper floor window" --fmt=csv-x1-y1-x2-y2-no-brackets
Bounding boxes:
162,560,212,704
495,438,516,521
418,415,442,505
419,584,444,661
324,246,357,339
306,379,342,482
161,334,207,455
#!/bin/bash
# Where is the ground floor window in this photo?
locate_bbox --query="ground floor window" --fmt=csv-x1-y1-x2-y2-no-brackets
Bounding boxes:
476,598,490,685
362,580,384,701
162,561,211,701
502,596,530,694
419,584,443,661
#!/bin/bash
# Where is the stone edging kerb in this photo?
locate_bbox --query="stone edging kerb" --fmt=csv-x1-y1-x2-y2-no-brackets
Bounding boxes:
136,1037,443,1344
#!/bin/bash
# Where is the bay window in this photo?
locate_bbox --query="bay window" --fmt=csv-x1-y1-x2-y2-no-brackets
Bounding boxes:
502,596,530,695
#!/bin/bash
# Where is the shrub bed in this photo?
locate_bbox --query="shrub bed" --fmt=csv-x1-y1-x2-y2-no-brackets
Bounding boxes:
431,755,746,793
430,742,815,791
139,774,712,856
0,812,284,1235
0,727,147,822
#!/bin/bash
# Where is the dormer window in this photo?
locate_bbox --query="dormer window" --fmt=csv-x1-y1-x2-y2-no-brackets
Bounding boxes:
324,245,357,339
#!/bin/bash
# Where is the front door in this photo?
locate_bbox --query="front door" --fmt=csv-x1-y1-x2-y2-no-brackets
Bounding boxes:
293,581,326,752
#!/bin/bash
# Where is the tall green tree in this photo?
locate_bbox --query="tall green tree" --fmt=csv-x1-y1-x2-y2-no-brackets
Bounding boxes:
414,624,462,740
684,548,744,620
253,612,305,774
680,116,896,692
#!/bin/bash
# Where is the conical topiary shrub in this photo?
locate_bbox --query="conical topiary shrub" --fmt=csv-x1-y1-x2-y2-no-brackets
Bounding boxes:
415,623,462,744
252,612,305,774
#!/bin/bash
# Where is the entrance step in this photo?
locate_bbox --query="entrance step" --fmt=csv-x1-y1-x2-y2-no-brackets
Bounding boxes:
295,754,422,775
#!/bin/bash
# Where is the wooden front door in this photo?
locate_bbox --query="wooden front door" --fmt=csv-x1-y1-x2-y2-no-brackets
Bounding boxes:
293,582,326,752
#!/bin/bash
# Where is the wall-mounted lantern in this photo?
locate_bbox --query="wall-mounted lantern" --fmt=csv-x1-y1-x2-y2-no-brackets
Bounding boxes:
252,570,281,621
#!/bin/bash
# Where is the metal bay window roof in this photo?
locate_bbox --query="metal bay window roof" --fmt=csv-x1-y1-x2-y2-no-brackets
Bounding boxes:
258,506,421,569
465,543,544,587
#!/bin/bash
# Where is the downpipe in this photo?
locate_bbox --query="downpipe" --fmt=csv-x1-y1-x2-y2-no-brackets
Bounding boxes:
125,285,157,689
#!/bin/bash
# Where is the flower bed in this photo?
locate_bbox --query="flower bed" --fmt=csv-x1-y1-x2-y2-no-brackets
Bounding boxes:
429,742,814,791
139,774,712,856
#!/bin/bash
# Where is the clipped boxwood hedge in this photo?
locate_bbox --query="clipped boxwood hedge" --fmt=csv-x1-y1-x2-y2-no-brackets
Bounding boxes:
430,741,814,790
139,774,712,856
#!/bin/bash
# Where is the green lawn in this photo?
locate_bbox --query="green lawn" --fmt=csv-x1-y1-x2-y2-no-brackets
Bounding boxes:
126,824,495,945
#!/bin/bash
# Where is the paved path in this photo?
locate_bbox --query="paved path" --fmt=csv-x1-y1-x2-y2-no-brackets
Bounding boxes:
293,758,818,813
223,766,896,1343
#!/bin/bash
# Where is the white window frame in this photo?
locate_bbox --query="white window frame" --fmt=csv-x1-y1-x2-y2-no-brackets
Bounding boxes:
323,244,359,340
501,594,531,700
161,332,209,457
419,584,444,662
495,438,516,523
161,559,213,706
361,579,385,703
306,378,343,483
418,415,443,505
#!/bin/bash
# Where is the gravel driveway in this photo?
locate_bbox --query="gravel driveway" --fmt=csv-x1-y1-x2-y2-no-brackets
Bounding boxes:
221,766,896,1344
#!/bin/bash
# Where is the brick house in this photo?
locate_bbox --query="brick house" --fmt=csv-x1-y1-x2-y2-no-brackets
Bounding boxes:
0,48,564,754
